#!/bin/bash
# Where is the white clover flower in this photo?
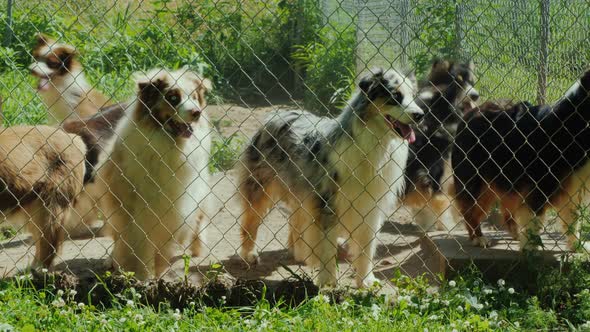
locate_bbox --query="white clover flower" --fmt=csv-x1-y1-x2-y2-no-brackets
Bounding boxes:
497,279,505,287
134,314,144,322
474,303,484,310
189,301,195,307
172,308,181,321
57,290,64,297
341,301,351,310
451,329,459,332
126,300,134,307
428,314,438,321
41,268,48,274
371,303,381,319
69,289,77,297
508,287,515,294
457,305,464,313
52,298,65,308
514,322,520,328
259,320,269,329
448,280,456,287
473,280,480,287
442,300,450,306
483,288,493,295
423,328,429,332
119,317,126,323
101,319,108,325
489,311,498,319
77,302,85,309
59,309,68,316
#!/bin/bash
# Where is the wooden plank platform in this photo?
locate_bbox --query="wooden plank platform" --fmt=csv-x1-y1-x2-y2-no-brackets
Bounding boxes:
422,231,575,282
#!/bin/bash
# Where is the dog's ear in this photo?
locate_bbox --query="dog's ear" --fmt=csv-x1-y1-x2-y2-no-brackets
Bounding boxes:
136,71,169,109
359,68,384,95
195,78,213,107
59,44,78,58
35,33,52,47
200,78,213,93
405,70,417,88
431,59,450,73
52,44,78,67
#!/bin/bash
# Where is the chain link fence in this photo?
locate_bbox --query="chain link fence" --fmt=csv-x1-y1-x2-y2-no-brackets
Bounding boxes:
0,0,588,291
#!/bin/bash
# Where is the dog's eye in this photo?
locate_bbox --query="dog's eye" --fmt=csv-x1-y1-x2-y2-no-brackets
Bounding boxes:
389,91,403,105
166,93,181,106
46,59,61,69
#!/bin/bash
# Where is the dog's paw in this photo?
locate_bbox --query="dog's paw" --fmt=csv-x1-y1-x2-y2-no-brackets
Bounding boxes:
239,249,260,265
471,236,491,248
103,256,115,270
316,269,337,288
357,273,381,289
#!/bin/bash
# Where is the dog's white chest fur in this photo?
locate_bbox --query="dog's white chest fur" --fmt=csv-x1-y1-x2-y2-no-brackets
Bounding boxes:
108,117,211,218
332,121,408,219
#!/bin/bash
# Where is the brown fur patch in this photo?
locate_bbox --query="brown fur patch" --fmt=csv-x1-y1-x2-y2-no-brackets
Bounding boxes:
0,125,86,267
402,185,432,208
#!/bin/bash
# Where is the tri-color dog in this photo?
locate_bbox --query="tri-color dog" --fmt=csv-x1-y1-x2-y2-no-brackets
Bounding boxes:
403,60,479,232
453,69,590,250
97,68,212,279
238,68,423,287
29,33,111,124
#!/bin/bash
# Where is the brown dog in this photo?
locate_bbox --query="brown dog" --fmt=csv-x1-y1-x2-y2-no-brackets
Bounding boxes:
0,125,86,268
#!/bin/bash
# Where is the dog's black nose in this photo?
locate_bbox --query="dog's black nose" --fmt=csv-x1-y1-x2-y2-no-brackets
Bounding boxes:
191,108,202,117
411,112,424,123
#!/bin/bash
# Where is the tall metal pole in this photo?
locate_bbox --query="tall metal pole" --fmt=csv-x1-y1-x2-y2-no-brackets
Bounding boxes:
3,0,13,47
537,0,550,104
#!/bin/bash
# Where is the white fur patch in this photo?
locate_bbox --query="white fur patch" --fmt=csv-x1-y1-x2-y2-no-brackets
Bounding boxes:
418,90,435,101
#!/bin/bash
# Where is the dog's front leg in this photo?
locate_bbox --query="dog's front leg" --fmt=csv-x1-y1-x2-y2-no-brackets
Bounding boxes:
348,212,381,288
315,204,339,288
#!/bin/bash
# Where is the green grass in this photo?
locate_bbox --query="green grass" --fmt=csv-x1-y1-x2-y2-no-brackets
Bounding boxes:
2,262,590,331
0,276,517,331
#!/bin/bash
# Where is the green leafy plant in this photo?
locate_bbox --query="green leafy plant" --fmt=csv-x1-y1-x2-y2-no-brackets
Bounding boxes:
209,134,244,172
292,24,356,114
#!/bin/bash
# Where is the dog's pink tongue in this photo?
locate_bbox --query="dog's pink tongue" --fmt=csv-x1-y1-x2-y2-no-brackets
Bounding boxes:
37,78,50,92
398,123,416,144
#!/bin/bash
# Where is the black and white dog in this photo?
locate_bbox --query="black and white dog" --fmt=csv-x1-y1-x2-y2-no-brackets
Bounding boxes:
238,68,423,287
402,60,479,232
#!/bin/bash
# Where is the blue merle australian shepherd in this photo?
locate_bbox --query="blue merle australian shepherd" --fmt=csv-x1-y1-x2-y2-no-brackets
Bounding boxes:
453,69,590,250
238,68,423,287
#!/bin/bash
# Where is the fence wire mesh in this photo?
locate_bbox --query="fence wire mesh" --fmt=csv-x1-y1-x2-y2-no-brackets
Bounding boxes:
0,0,588,291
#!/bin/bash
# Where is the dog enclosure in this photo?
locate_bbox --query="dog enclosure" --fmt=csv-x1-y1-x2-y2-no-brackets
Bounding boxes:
0,0,589,292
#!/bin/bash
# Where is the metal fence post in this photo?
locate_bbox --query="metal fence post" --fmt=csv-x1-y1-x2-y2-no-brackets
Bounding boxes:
454,0,464,60
3,0,14,47
537,0,550,105
400,0,410,66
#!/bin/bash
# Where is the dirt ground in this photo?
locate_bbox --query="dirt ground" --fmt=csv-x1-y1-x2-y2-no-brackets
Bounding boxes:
0,104,443,290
